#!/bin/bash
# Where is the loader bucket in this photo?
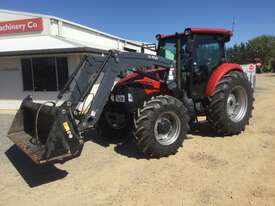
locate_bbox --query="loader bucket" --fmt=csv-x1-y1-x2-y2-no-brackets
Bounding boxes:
7,96,83,164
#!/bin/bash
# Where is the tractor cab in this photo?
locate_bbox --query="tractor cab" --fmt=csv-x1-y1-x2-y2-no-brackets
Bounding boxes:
156,28,232,99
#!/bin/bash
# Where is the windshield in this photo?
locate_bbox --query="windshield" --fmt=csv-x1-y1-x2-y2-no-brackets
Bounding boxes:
157,38,176,60
157,37,187,61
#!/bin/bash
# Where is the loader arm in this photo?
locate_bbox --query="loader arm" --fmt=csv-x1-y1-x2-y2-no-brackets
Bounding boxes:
65,50,174,131
7,50,174,164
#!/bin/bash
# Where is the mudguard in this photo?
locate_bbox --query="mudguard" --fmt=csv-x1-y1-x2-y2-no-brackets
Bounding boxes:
204,63,243,97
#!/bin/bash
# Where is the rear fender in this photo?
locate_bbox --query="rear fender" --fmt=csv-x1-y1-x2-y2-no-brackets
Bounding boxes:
204,63,243,97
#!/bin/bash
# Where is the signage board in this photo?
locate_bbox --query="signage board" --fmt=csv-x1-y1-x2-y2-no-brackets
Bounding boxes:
0,18,43,35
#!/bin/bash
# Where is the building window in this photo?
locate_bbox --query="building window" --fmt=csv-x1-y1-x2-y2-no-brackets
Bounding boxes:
123,47,137,52
21,57,69,91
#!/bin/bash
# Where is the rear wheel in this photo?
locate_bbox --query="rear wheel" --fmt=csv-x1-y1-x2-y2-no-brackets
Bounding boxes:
206,71,254,135
133,95,190,157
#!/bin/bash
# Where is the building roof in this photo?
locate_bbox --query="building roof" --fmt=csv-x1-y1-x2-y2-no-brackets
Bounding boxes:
0,34,110,57
0,9,146,46
0,35,81,52
0,47,108,57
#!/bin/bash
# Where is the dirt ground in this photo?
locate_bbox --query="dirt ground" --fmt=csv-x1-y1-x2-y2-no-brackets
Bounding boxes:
0,73,275,206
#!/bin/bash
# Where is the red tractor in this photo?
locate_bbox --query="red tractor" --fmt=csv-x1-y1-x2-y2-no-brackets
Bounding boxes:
8,28,254,163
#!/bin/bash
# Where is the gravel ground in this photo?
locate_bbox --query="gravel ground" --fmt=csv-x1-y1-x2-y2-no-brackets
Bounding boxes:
0,114,14,164
0,74,275,206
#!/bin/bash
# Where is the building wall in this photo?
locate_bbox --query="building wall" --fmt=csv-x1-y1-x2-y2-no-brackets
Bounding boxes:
0,57,22,109
0,54,83,110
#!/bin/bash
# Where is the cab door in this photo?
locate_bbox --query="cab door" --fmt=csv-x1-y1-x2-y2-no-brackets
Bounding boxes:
190,34,225,98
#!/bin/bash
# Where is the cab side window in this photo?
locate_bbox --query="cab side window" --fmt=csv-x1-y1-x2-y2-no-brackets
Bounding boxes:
194,35,224,74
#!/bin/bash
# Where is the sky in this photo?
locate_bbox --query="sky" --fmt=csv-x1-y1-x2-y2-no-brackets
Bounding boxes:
0,0,274,46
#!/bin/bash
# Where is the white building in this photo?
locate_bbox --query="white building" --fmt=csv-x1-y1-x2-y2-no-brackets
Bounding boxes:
0,9,154,110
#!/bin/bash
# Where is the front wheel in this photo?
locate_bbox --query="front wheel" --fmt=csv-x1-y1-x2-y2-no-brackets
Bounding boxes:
97,103,132,139
133,95,190,158
206,71,254,135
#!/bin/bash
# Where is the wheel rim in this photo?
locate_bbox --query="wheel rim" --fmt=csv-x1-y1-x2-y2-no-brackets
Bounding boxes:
226,86,248,122
154,111,181,146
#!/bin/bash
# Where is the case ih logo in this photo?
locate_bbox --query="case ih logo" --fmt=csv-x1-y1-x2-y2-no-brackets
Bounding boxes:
0,18,43,34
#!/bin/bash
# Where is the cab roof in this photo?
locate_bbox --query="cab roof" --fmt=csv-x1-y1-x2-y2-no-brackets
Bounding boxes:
158,28,233,39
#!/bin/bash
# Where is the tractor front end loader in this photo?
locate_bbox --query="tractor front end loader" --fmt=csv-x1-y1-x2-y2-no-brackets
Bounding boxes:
7,51,174,164
8,96,83,164
7,28,254,164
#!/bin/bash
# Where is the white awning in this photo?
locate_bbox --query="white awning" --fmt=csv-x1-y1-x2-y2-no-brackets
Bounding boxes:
0,35,82,52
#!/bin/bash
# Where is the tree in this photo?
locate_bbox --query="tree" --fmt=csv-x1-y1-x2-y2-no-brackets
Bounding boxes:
248,35,275,71
226,35,275,72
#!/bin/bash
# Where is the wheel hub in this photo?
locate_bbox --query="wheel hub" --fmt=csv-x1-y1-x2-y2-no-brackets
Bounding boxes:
154,111,181,146
226,86,248,122
157,118,172,135
227,94,237,115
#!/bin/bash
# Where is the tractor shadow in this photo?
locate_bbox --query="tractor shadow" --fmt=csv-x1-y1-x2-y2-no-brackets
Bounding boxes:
83,129,147,159
5,145,68,187
84,121,221,159
189,120,222,137
4,121,221,187
113,137,148,159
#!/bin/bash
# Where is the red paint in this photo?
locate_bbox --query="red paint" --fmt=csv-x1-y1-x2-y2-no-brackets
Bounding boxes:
159,28,232,39
189,28,232,36
116,72,139,85
144,88,160,94
134,77,161,94
0,18,43,35
115,68,165,95
204,63,243,96
116,67,166,86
